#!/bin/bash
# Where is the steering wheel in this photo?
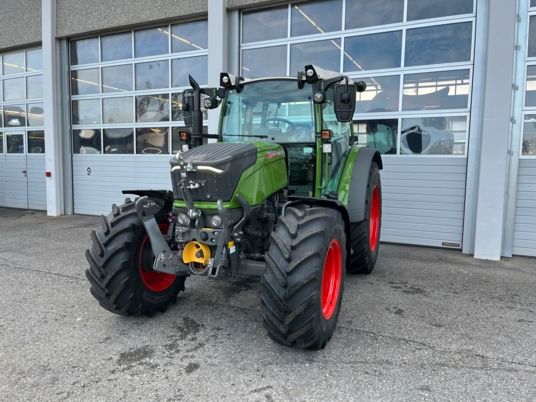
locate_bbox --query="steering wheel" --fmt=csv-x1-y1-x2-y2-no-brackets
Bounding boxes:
267,117,294,129
267,118,313,142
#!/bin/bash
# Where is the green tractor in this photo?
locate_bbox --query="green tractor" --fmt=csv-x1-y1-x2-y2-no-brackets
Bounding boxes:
85,65,382,350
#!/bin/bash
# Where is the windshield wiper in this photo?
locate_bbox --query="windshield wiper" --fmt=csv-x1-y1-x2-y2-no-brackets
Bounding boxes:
224,134,269,139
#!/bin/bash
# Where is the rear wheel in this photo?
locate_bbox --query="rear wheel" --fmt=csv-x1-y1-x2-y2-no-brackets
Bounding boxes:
262,206,346,350
348,162,382,274
85,199,186,316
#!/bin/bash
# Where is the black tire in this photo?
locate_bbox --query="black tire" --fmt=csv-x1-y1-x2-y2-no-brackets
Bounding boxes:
348,162,382,275
262,206,346,350
85,199,186,316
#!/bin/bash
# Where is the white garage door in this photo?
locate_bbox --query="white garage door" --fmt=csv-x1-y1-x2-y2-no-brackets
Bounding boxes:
69,21,208,215
239,0,476,248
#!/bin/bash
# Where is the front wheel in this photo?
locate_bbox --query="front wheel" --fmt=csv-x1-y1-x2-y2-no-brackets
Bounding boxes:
85,199,186,316
262,206,346,350
348,161,382,274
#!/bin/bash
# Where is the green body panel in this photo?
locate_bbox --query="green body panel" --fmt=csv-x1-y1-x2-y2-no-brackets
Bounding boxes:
333,145,361,207
173,142,288,210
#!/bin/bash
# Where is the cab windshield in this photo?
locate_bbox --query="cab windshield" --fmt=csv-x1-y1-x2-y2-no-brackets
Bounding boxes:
221,79,315,143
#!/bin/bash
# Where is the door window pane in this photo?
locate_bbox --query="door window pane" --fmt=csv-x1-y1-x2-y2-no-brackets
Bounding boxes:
102,97,133,124
172,56,207,87
401,116,467,155
3,77,25,101
101,32,132,61
4,105,26,127
242,46,287,79
71,68,100,95
6,134,24,153
136,94,169,122
405,22,472,67
26,49,43,72
356,76,400,113
27,130,45,153
70,38,99,65
27,103,44,126
354,119,398,154
3,52,25,75
526,66,536,107
242,7,288,43
529,16,536,58
135,27,169,58
0,132,3,153
290,39,341,75
135,60,169,90
407,0,473,21
136,127,169,154
73,129,101,153
27,75,43,99
72,99,101,125
345,0,403,29
171,20,208,52
344,31,402,72
523,115,536,156
403,70,470,111
104,128,134,154
102,64,132,93
291,0,342,37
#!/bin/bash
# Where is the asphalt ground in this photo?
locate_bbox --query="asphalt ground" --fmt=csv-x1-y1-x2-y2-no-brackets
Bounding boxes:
1,207,535,401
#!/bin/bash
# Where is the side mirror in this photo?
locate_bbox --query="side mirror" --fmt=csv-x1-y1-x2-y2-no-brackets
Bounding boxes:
333,81,367,123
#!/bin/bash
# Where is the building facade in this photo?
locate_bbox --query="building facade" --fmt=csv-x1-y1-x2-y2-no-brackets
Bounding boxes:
0,0,533,260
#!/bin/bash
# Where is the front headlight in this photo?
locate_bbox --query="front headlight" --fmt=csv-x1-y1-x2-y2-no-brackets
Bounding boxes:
177,212,191,225
210,215,222,227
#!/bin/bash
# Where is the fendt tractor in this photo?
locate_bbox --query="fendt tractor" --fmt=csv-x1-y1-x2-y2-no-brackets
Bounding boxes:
85,65,383,350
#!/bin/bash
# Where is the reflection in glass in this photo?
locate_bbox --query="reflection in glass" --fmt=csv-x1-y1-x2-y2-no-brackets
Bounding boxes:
291,0,342,37
405,22,472,67
136,127,169,154
103,97,133,124
136,94,169,122
345,0,403,29
4,105,26,127
71,68,100,95
70,38,99,65
354,119,398,154
401,116,467,155
172,126,208,153
242,46,287,79
27,75,43,99
529,16,536,58
135,60,169,90
172,56,207,87
523,115,536,156
171,20,208,52
290,39,341,75
526,66,536,107
3,52,25,75
73,129,101,154
26,49,43,71
242,7,288,43
407,0,473,21
171,93,208,121
104,128,134,154
27,103,44,126
3,77,25,101
0,133,3,153
102,64,132,93
28,131,45,153
135,27,169,57
356,76,400,113
403,70,470,111
101,32,132,61
344,31,402,71
6,134,24,153
72,99,101,125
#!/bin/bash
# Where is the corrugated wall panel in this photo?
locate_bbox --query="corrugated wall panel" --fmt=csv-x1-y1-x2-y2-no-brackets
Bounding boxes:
380,156,467,248
513,159,536,256
73,155,172,215
4,155,28,209
26,155,46,210
0,155,6,207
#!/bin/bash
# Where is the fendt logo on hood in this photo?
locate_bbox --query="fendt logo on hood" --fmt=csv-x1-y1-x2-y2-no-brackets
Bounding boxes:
265,150,285,159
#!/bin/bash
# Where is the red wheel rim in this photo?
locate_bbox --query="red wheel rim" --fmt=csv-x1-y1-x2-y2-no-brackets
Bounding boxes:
369,185,381,252
138,223,176,292
320,239,342,320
